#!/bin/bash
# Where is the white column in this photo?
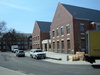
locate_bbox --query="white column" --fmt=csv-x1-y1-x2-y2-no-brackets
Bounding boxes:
47,40,49,51
42,43,45,51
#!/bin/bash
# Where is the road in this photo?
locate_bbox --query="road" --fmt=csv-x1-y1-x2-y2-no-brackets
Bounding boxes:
0,52,100,75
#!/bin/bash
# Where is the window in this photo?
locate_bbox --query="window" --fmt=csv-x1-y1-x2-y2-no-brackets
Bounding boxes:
30,42,32,45
38,36,39,40
0,46,1,49
24,42,28,44
17,42,21,44
30,38,32,40
53,42,55,52
3,46,5,49
52,31,55,37
61,40,64,53
66,25,70,34
3,42,5,44
49,44,51,49
36,37,37,41
0,41,1,44
96,25,100,30
81,39,86,51
56,29,59,36
57,41,60,52
25,46,28,49
33,38,34,41
67,39,70,53
80,23,84,34
38,44,39,48
61,27,64,35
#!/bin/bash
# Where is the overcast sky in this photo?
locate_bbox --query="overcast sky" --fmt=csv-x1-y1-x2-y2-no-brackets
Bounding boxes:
0,0,100,33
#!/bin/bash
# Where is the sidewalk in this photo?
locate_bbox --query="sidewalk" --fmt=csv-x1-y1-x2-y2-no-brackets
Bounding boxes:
25,51,100,65
45,51,74,61
25,51,74,61
0,66,26,75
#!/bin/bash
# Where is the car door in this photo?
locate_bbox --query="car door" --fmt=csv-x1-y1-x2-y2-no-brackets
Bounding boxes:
32,51,36,58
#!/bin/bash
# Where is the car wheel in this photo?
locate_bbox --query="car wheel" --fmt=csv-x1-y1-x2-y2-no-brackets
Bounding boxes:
16,55,18,57
44,57,46,59
30,54,33,58
35,56,38,59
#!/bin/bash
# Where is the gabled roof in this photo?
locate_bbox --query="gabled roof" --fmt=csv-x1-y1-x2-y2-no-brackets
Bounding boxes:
61,3,100,22
37,21,51,33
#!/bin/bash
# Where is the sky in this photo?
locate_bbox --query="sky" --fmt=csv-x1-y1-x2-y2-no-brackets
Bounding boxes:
0,0,100,33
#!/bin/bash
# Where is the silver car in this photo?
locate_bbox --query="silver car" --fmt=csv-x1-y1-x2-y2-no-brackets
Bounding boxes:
16,50,25,57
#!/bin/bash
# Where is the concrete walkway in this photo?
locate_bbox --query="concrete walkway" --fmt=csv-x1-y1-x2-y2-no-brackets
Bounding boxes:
0,66,26,75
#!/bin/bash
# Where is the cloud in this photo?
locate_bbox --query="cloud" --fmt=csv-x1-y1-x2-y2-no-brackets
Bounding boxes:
0,2,33,11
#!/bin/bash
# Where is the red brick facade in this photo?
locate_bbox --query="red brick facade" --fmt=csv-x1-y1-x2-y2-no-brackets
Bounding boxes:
50,3,98,54
32,21,50,49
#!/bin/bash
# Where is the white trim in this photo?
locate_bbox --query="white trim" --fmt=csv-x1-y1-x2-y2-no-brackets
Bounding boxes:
61,26,63,28
66,24,69,26
61,35,64,37
80,23,84,25
52,29,55,31
53,37,55,39
53,40,55,42
91,22,95,24
56,28,59,29
91,22,100,24
67,34,70,36
96,25,100,30
81,37,85,39
81,33,85,35
57,36,59,38
61,39,64,41
67,38,70,40
57,40,59,41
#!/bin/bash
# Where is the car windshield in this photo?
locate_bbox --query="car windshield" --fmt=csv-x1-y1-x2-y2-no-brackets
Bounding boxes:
19,51,24,53
14,48,18,49
35,50,42,52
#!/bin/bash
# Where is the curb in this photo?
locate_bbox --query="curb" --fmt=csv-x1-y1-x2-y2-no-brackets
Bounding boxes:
46,57,62,60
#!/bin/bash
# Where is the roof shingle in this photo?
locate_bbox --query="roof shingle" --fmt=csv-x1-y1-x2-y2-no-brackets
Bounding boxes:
37,21,51,33
62,3,100,22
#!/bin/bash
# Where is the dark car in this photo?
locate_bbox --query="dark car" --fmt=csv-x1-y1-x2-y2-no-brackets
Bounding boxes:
16,50,25,57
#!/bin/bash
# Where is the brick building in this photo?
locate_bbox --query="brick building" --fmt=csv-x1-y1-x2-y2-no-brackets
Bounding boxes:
50,3,100,54
0,32,32,51
28,35,32,49
32,21,51,49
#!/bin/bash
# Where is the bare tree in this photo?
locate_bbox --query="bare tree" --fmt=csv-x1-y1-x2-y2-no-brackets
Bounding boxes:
3,29,28,50
0,21,6,34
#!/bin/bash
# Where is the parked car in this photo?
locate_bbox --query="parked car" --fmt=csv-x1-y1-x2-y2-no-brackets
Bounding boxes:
16,50,25,57
30,49,46,59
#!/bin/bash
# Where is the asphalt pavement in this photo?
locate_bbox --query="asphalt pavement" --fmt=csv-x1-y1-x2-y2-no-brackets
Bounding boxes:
0,51,100,75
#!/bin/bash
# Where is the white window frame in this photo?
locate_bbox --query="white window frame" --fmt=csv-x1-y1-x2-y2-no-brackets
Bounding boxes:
0,46,1,49
56,28,59,37
52,29,55,38
61,26,64,36
96,25,100,30
67,39,71,54
81,38,86,51
80,23,85,35
66,24,70,35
